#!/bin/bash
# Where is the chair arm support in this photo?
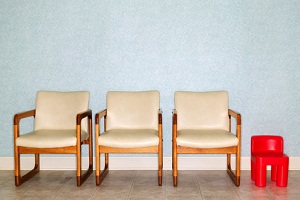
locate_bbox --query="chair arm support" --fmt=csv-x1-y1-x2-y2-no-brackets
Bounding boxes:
76,109,92,125
95,109,107,125
14,109,36,126
172,109,177,138
76,109,92,142
228,109,242,140
95,109,107,145
158,109,163,140
14,109,36,139
228,109,241,125
172,109,177,125
158,109,163,125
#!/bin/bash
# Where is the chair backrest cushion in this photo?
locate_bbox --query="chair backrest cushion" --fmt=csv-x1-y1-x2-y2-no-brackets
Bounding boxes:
175,91,229,131
34,91,89,132
251,135,284,154
106,91,159,130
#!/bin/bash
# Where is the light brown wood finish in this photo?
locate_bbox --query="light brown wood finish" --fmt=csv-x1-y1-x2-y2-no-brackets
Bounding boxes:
172,109,241,187
95,109,163,186
14,109,93,187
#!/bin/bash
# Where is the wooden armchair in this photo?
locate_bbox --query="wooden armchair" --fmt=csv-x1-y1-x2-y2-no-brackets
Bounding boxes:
95,91,163,186
172,91,241,186
14,91,93,186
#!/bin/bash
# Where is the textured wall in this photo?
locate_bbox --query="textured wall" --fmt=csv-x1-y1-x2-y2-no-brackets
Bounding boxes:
1,1,299,157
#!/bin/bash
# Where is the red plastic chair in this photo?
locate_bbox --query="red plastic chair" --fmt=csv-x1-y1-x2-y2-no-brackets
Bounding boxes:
251,135,289,187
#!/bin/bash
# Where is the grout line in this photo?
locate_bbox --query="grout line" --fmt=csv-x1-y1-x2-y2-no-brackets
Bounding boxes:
126,170,137,200
90,176,99,200
53,176,72,200
230,175,242,200
196,170,204,199
2,170,299,199
266,185,281,200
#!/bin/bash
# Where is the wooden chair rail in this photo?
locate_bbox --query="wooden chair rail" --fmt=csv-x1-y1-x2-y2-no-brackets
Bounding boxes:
177,146,237,154
99,145,159,153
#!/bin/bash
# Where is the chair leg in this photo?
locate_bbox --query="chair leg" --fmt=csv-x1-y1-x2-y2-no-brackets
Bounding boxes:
173,146,178,186
276,164,288,187
255,164,267,187
236,153,241,186
271,165,277,181
251,159,256,181
158,168,162,186
226,154,240,186
172,139,174,170
96,153,109,186
158,145,163,186
15,153,40,186
76,143,93,187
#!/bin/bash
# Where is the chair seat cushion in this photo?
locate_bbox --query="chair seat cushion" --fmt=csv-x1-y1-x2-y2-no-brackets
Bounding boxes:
16,129,88,148
98,129,159,148
177,129,238,148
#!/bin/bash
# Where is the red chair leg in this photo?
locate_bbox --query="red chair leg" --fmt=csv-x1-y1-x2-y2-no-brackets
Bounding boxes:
251,160,256,181
271,165,277,181
255,164,267,187
276,165,288,187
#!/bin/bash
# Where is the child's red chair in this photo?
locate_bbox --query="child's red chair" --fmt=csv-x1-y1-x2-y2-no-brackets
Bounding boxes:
251,135,289,187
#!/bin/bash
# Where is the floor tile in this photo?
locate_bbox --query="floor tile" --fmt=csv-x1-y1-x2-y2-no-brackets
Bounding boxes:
0,170,299,199
92,185,131,200
130,185,165,197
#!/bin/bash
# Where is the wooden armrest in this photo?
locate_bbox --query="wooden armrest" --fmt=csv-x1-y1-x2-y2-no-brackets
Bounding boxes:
95,109,107,124
172,109,177,115
228,109,241,140
76,109,92,140
228,109,241,125
76,109,92,125
14,109,35,139
172,109,177,125
158,109,163,124
158,109,163,139
158,109,163,114
95,109,107,138
14,109,36,125
172,109,177,139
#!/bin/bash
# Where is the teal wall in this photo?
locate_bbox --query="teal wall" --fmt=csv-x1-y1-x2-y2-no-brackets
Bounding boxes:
1,1,299,157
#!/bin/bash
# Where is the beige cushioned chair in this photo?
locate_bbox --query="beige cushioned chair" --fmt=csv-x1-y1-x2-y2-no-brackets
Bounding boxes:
14,91,93,186
172,91,241,186
95,91,163,186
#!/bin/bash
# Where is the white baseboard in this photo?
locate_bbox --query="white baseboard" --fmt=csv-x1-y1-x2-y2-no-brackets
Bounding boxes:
1,156,299,170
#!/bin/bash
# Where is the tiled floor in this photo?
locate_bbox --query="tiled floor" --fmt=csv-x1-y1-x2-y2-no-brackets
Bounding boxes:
0,170,299,200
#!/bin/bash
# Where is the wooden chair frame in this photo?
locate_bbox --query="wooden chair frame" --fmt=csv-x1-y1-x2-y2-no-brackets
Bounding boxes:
95,109,163,186
14,109,93,186
172,109,241,186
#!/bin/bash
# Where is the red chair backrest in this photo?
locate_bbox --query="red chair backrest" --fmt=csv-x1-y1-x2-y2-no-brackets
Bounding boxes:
251,135,283,154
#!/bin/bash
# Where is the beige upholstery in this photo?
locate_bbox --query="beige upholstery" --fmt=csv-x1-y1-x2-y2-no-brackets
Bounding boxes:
16,130,88,148
106,91,159,130
177,129,238,148
16,91,89,149
95,90,163,186
98,129,159,148
175,91,229,131
101,91,160,148
172,90,241,187
35,91,89,132
14,91,93,187
175,91,235,149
